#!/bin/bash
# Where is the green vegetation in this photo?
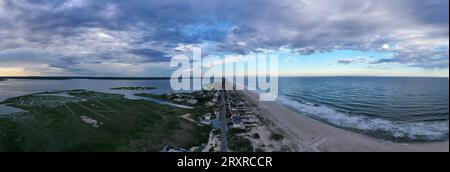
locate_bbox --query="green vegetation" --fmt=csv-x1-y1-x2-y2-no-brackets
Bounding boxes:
227,128,253,152
253,133,260,139
135,93,166,100
110,86,157,90
227,134,253,152
135,92,219,120
228,128,248,135
0,90,209,152
270,133,284,141
136,91,217,107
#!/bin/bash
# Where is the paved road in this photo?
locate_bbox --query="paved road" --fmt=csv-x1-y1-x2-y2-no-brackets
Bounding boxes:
220,90,228,152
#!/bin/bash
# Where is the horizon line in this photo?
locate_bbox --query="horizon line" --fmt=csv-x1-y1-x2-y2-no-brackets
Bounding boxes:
1,75,448,79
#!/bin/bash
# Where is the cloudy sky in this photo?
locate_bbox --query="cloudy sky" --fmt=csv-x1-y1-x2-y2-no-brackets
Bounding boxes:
0,0,448,77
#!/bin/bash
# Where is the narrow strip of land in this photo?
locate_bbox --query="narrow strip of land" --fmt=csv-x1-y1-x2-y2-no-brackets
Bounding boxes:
220,90,228,152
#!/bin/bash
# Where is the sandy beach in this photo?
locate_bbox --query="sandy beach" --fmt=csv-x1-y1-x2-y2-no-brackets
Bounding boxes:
240,90,449,152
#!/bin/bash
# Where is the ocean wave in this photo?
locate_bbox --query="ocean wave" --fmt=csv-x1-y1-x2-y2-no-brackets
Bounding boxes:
277,95,449,141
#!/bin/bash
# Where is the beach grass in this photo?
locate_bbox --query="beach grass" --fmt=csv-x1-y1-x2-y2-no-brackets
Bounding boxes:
270,133,284,141
227,128,253,152
0,91,209,152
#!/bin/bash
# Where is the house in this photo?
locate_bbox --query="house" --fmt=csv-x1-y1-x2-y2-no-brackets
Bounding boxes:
161,145,187,152
173,98,184,102
80,116,99,128
187,99,198,104
204,113,212,120
200,113,212,125
205,101,214,107
166,93,175,99
244,111,254,116
230,110,239,117
231,115,244,129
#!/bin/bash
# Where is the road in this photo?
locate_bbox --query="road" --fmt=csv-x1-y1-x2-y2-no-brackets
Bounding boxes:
220,90,228,152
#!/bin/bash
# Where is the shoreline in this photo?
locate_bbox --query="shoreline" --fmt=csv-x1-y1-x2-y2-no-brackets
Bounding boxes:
240,90,449,152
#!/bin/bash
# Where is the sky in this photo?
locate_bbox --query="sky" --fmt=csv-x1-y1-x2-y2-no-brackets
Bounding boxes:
0,0,448,77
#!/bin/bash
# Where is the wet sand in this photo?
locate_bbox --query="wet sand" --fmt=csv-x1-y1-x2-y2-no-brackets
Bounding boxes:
240,90,449,152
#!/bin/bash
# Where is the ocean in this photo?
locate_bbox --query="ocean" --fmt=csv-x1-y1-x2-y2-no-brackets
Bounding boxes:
277,77,449,142
0,77,448,142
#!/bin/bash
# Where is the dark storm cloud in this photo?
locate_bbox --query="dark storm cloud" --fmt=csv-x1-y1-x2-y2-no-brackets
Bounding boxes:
0,0,448,76
128,49,168,62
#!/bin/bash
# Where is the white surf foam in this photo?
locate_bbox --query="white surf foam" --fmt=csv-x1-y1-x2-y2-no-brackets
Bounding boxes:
277,95,449,141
